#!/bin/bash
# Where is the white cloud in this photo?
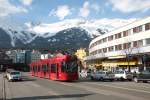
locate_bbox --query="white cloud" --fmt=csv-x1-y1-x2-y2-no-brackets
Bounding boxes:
0,0,27,17
49,5,71,20
79,1,90,18
108,0,150,13
26,18,137,37
20,0,33,6
91,4,100,13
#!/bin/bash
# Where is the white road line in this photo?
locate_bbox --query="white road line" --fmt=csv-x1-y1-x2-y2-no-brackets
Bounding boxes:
85,82,150,94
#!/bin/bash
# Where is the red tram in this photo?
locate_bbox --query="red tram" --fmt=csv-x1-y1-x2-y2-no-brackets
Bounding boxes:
30,54,78,81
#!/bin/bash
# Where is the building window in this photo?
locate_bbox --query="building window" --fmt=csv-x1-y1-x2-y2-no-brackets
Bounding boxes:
103,38,107,43
145,23,150,31
115,45,118,51
115,34,118,39
103,48,107,53
98,49,102,53
108,35,113,41
133,25,142,33
97,40,102,44
123,43,127,49
133,41,138,47
123,30,129,37
123,42,131,49
138,40,143,47
118,44,122,50
146,38,150,45
118,33,122,38
108,46,114,52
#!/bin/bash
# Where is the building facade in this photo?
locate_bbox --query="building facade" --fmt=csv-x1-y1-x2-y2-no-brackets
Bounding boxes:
84,17,150,72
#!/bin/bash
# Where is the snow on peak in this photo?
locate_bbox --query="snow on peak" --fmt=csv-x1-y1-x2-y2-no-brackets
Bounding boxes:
25,18,137,37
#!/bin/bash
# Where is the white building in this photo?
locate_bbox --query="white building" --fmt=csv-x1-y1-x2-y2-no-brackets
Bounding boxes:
84,17,150,72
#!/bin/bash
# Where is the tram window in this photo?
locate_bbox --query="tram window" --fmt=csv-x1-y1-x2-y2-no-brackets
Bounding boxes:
51,64,56,73
46,64,49,72
38,66,40,72
42,64,47,72
61,62,66,72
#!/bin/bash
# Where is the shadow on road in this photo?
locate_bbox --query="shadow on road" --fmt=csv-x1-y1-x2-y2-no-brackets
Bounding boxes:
9,93,93,100
20,76,36,82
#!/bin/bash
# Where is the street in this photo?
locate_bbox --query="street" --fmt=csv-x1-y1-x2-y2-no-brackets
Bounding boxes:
0,73,150,100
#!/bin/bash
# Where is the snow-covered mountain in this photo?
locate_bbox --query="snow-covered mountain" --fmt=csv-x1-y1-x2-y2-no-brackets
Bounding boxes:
0,18,137,51
26,18,136,38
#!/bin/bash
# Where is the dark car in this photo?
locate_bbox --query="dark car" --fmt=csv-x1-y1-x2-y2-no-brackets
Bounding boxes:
133,70,150,83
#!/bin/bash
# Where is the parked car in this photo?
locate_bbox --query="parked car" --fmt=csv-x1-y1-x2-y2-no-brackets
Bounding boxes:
133,70,150,83
90,71,114,81
6,69,22,82
114,70,133,81
80,70,87,78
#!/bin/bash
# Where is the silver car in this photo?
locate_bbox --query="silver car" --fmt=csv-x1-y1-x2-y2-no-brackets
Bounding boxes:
90,71,114,81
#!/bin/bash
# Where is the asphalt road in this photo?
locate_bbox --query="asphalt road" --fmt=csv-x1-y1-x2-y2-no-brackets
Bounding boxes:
1,73,150,100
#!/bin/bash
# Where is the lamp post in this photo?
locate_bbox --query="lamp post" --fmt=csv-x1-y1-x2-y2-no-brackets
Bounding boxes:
142,54,147,71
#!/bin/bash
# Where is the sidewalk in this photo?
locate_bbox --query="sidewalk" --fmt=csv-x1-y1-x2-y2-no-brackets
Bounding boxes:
0,73,3,100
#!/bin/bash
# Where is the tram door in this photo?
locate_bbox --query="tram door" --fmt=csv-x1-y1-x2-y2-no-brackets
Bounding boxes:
42,64,46,78
56,63,59,79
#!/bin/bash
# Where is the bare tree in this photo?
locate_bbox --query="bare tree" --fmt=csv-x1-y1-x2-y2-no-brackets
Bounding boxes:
122,38,143,72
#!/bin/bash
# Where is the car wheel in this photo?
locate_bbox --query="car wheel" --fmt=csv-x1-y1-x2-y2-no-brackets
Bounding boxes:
91,76,94,80
8,79,12,82
143,81,147,83
100,77,104,81
134,77,139,83
120,77,124,81
110,79,114,82
128,79,132,81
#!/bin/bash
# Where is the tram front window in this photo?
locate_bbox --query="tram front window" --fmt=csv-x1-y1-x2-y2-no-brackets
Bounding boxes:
61,61,78,73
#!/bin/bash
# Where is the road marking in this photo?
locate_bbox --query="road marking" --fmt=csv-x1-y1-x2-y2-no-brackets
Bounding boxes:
85,82,150,94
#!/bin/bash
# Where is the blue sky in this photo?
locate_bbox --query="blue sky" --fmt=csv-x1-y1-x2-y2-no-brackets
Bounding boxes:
0,0,150,32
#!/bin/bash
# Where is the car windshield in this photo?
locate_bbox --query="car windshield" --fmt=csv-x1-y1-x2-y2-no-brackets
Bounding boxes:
115,71,124,74
11,72,20,75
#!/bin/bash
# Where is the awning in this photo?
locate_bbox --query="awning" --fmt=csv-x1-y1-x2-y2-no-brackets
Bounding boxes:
102,61,137,67
108,55,126,59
